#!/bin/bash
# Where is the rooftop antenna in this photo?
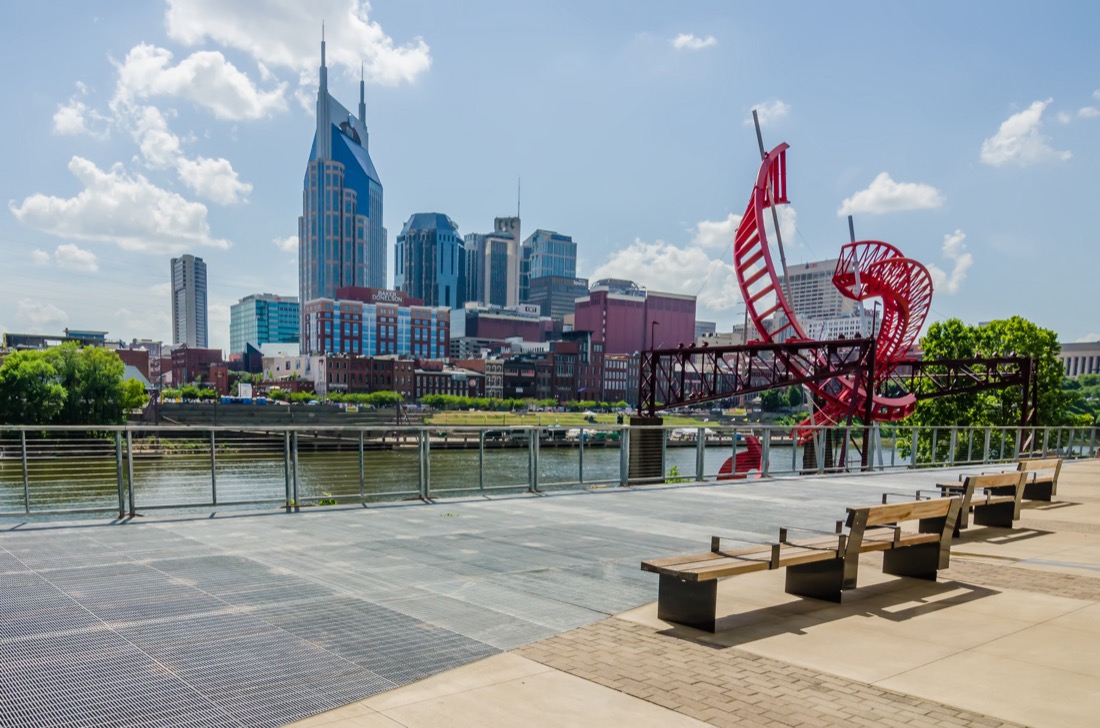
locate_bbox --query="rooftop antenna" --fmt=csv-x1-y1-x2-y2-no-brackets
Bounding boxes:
847,214,866,337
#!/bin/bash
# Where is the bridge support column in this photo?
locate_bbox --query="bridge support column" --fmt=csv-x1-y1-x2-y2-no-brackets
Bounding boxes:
628,416,664,485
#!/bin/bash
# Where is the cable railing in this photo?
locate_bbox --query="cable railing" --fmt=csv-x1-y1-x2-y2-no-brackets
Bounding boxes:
0,424,1095,519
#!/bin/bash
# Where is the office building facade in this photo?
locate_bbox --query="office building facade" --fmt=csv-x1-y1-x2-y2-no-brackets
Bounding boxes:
229,294,300,356
574,279,696,354
527,275,589,321
171,254,208,348
299,38,385,347
464,216,521,307
394,213,465,309
302,286,450,359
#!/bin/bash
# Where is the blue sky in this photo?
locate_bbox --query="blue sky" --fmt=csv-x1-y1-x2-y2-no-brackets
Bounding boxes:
2,0,1097,353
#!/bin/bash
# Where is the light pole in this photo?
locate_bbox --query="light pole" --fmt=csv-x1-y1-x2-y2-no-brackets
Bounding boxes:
650,320,660,351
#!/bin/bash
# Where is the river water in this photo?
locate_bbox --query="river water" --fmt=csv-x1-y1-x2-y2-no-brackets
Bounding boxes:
0,440,879,517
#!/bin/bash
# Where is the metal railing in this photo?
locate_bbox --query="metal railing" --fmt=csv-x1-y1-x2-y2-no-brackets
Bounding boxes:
0,424,1095,519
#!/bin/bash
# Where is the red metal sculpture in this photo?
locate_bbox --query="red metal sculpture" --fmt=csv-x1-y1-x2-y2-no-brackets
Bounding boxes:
732,144,933,431
716,435,763,479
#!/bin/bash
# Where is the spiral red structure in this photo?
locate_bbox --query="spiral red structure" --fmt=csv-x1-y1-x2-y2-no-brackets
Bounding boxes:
732,144,933,429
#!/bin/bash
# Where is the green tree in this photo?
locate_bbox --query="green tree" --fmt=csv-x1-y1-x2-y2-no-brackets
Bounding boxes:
903,317,1078,460
120,378,149,411
0,351,67,424
46,344,126,425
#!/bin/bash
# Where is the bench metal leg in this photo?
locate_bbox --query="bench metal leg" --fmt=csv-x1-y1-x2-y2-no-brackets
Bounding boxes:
785,558,845,602
1022,480,1053,501
882,543,942,580
972,501,1016,528
657,575,717,632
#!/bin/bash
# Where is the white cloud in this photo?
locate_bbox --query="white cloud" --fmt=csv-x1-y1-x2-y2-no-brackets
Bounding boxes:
745,100,790,128
1077,333,1100,343
1056,110,1073,124
54,244,99,273
132,105,182,168
176,156,253,205
148,281,172,298
274,235,298,253
115,43,287,120
692,214,741,249
115,306,171,341
927,229,973,295
119,103,251,204
980,99,1071,167
9,156,231,254
16,299,69,329
671,33,717,51
165,0,432,85
52,83,110,138
838,172,945,216
1078,106,1100,119
31,249,51,265
1095,89,1100,100
591,239,743,316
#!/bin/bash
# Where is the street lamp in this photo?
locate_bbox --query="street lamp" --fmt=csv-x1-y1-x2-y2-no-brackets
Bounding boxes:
650,320,660,351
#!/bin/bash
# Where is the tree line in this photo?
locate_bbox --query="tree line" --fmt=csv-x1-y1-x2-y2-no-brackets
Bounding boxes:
0,344,146,426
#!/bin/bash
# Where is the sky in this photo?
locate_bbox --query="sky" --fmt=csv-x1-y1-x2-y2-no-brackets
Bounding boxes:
1,0,1098,353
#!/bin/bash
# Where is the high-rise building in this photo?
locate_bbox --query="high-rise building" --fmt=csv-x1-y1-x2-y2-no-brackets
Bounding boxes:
299,37,385,350
171,254,208,348
229,294,300,356
773,258,873,339
527,275,589,321
524,229,576,279
394,213,465,309
463,216,521,307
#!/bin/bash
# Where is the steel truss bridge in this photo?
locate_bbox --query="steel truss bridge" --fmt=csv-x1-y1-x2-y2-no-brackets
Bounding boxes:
638,338,1038,457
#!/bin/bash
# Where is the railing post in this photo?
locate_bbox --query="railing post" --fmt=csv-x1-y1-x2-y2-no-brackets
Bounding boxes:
125,429,136,516
284,432,292,512
816,428,825,474
695,427,705,482
761,427,771,477
529,427,539,493
791,431,798,473
910,428,919,469
358,430,365,502
948,428,957,467
983,427,992,463
620,426,631,487
1041,427,1050,457
291,431,300,511
210,430,217,507
930,428,939,466
21,430,30,514
1013,427,1022,459
659,426,667,482
576,431,585,488
115,431,125,518
479,430,486,490
420,431,431,499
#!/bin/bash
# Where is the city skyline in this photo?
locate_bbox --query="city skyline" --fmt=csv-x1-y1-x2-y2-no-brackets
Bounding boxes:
2,1,1098,352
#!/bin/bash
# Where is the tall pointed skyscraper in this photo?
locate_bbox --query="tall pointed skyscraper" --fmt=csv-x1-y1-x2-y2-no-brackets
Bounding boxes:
299,35,385,348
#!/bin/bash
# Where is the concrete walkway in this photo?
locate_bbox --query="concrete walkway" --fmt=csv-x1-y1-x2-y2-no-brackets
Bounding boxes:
291,460,1100,728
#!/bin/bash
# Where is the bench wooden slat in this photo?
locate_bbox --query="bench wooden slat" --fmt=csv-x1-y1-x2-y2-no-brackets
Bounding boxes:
851,497,956,527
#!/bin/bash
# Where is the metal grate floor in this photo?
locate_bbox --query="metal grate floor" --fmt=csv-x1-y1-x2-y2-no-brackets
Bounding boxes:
0,466,980,727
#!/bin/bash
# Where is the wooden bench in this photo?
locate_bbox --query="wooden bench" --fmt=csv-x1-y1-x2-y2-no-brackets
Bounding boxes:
935,472,1028,534
1014,458,1062,501
640,496,962,632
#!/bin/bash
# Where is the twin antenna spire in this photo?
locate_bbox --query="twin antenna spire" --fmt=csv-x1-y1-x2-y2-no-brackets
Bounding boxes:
320,24,367,125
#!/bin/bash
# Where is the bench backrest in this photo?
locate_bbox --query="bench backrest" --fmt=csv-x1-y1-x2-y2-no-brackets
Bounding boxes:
1017,458,1062,479
963,471,1028,519
840,497,961,588
849,497,958,528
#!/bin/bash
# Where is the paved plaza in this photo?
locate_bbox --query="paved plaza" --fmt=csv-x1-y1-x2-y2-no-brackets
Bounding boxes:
2,462,1098,727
